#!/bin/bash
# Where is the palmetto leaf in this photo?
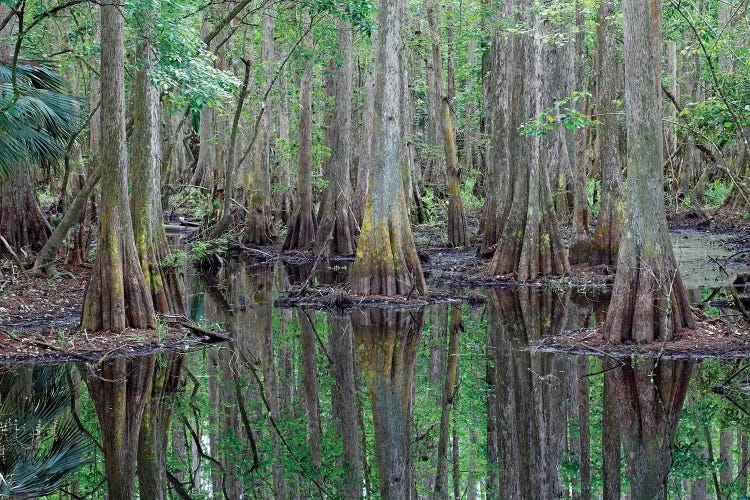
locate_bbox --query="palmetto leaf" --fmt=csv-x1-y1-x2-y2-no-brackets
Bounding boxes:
0,61,85,177
0,366,92,495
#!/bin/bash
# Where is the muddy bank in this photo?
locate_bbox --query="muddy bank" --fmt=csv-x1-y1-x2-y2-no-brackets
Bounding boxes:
536,318,750,359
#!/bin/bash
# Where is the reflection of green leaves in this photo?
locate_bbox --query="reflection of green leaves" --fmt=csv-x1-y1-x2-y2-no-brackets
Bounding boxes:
0,367,91,496
519,91,598,138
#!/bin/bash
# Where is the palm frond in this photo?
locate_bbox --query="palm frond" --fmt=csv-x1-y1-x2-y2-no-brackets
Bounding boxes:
0,61,85,177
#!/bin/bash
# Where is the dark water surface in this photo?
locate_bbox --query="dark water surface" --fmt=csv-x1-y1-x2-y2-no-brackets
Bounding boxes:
2,231,750,499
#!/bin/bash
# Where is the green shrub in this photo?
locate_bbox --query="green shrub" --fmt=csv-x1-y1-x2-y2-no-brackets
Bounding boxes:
702,179,731,207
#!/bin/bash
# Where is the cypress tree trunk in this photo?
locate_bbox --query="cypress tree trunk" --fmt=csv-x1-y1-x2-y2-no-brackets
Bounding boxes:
138,354,184,500
300,309,322,472
601,359,621,500
434,304,461,497
610,357,694,499
0,170,49,254
353,308,424,500
81,0,155,332
353,55,375,224
329,313,363,499
131,0,184,316
605,0,694,343
351,0,425,296
480,0,515,257
315,21,358,255
243,6,277,245
590,0,624,266
488,3,569,279
426,0,469,247
284,13,316,250
87,357,155,500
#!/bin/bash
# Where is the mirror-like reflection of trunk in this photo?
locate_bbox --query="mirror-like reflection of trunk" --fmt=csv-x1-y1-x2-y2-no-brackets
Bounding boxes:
612,357,695,499
137,353,185,500
487,287,570,499
329,312,364,499
85,356,155,500
352,307,425,500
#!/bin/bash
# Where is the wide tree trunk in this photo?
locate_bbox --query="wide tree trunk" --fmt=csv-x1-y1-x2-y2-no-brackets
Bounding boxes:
488,287,570,499
81,0,155,332
131,0,184,316
0,170,49,255
284,13,316,250
353,308,424,500
480,0,515,257
87,357,156,500
605,0,694,343
488,3,569,279
610,357,694,499
351,0,425,296
590,0,624,266
315,21,358,255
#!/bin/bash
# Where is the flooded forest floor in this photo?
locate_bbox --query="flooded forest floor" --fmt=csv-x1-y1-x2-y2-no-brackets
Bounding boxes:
1,207,749,363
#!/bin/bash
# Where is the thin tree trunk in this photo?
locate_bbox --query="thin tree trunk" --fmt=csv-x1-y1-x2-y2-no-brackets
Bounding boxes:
299,309,322,471
426,0,469,247
315,20,357,255
435,304,461,497
590,0,624,266
284,12,316,250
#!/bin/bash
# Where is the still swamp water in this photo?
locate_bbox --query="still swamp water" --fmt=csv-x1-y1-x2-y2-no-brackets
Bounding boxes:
0,230,749,498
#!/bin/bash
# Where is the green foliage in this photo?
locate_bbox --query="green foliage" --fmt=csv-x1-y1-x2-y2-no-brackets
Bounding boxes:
460,171,484,212
0,367,91,496
128,0,240,111
0,62,84,177
190,235,229,261
702,179,731,208
519,91,598,138
586,178,600,217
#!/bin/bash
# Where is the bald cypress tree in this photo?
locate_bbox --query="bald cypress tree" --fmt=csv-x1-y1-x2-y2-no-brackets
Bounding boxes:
351,0,425,296
605,0,694,342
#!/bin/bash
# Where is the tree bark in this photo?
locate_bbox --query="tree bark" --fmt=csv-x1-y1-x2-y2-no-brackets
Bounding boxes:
86,357,155,500
488,2,570,279
351,0,425,296
590,0,625,266
131,0,184,316
299,309,322,472
138,354,184,500
605,0,694,343
284,13,316,250
352,308,424,500
435,304,461,498
242,8,276,245
610,357,695,500
315,20,358,255
81,0,155,332
329,313,363,499
426,0,469,247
